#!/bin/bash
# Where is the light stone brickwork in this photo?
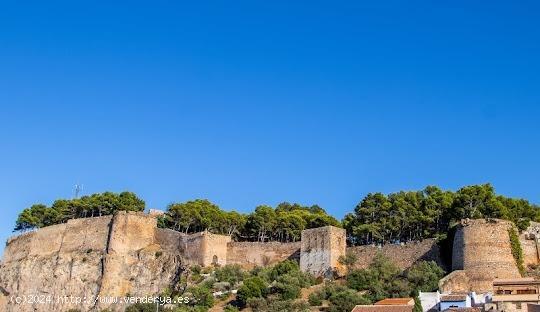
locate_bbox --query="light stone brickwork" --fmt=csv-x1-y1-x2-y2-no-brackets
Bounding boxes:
442,219,521,293
300,226,346,277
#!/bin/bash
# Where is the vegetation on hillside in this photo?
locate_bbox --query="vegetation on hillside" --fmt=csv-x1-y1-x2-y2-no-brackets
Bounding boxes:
508,227,525,275
123,254,444,312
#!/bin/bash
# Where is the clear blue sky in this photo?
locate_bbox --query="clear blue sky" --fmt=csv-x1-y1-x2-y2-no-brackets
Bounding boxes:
1,1,539,253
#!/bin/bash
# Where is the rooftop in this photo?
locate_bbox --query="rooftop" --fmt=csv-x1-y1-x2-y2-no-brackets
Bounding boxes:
494,278,540,286
375,298,415,306
352,305,414,312
440,294,468,302
442,308,481,312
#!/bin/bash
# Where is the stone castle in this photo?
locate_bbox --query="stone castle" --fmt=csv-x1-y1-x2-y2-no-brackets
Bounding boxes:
0,212,537,311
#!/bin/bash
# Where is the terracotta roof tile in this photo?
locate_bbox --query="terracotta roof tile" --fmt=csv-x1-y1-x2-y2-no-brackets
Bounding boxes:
440,294,467,302
352,304,414,312
375,298,415,306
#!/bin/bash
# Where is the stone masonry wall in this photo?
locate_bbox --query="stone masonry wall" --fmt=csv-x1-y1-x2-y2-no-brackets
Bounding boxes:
300,226,346,277
346,238,442,270
444,219,521,293
0,215,113,312
227,242,301,268
520,222,540,268
0,213,185,312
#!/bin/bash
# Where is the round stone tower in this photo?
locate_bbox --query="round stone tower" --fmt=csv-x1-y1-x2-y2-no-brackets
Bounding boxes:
450,218,521,292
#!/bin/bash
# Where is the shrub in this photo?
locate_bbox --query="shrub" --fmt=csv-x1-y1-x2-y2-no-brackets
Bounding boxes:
266,260,300,281
272,270,313,300
406,261,445,292
125,303,160,312
347,253,412,301
186,286,214,309
328,288,370,312
237,276,268,306
223,305,240,312
308,291,324,306
191,265,202,275
214,264,246,287
509,227,525,275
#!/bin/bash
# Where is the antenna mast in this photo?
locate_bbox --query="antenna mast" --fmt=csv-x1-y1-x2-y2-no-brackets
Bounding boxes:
74,184,83,199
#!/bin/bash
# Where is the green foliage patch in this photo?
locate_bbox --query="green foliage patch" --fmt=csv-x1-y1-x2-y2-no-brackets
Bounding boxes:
508,226,525,275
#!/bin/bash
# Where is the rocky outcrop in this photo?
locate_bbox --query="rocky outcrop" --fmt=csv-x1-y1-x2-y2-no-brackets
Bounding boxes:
0,212,185,312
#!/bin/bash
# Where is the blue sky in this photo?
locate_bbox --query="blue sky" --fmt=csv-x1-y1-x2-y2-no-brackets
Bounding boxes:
1,1,539,253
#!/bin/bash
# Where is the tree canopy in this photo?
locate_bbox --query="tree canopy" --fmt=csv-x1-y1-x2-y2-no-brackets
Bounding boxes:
14,191,145,231
160,200,340,242
343,184,539,245
14,184,539,246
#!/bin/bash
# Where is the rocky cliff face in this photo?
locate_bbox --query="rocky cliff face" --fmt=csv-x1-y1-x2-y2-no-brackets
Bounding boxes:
0,213,185,312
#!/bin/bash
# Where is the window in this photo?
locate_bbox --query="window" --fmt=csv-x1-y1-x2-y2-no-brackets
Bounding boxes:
517,290,536,294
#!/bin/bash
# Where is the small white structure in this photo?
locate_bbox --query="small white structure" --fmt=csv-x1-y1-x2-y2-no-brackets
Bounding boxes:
419,291,441,312
420,291,490,312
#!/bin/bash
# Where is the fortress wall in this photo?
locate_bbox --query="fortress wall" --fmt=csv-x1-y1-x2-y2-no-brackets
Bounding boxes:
107,212,157,254
300,226,346,277
202,233,231,266
448,219,521,293
347,239,442,270
60,216,112,253
28,223,67,257
99,212,158,298
154,228,185,253
520,238,539,268
227,241,301,268
3,231,35,263
181,232,206,265
3,215,113,263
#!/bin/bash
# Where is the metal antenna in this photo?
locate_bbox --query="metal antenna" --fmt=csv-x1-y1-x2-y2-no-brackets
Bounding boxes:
74,184,83,199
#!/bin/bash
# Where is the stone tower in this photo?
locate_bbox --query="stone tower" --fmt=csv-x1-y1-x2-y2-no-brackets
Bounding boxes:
440,219,521,293
300,226,346,277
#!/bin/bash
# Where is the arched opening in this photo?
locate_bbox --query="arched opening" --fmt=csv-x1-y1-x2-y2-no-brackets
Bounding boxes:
212,255,218,265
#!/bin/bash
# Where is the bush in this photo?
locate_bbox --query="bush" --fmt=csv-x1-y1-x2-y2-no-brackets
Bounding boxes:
509,227,525,275
237,276,268,306
125,303,159,312
347,253,412,301
191,265,202,275
248,298,310,312
308,291,324,306
273,270,314,300
406,261,445,292
214,264,246,287
186,286,214,309
328,288,370,312
223,304,240,312
266,260,300,281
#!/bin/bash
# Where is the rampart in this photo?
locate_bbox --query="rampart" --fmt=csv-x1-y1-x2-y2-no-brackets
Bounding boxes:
227,241,301,268
346,238,442,270
0,213,453,311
